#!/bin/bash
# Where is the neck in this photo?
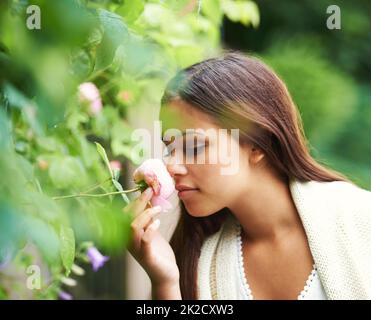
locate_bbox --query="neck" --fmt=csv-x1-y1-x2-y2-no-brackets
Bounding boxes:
228,170,302,243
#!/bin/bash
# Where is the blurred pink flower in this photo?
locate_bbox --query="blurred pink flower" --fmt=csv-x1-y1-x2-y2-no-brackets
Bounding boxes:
118,90,132,103
109,160,122,171
37,159,49,171
78,82,102,115
133,158,175,212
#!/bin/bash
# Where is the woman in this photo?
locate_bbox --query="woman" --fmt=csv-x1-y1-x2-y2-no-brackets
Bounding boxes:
127,52,371,300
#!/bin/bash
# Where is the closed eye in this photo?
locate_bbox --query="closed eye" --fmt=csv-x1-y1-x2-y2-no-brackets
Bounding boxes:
183,144,206,156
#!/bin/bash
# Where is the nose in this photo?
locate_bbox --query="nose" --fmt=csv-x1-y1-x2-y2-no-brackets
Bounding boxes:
166,162,187,177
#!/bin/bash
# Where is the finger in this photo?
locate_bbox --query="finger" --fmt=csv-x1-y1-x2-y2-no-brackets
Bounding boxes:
141,219,161,245
143,175,160,196
129,188,154,218
133,168,151,184
131,206,162,231
128,204,160,253
128,227,144,255
132,169,143,184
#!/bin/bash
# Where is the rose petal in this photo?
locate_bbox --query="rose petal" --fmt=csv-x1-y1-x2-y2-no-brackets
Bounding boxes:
151,196,173,213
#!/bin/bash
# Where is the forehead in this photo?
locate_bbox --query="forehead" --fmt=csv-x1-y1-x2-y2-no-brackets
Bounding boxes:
159,99,219,135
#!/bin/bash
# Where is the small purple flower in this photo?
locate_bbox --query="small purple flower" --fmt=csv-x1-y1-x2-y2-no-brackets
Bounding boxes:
87,247,109,272
58,290,73,300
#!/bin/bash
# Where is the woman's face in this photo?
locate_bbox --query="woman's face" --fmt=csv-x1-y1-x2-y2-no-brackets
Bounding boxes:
159,99,261,217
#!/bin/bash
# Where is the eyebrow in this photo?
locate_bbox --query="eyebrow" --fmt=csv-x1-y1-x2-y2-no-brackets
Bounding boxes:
161,131,207,144
162,130,205,137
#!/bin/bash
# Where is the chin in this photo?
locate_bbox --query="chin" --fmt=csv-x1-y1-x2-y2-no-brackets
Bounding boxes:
182,202,219,218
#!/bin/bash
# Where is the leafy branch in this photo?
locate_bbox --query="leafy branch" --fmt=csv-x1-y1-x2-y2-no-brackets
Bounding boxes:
51,142,139,202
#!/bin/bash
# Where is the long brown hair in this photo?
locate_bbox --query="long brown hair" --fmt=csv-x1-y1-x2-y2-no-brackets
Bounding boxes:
161,51,350,300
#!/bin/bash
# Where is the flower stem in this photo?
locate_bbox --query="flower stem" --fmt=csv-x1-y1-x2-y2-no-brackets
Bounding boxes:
81,177,111,194
52,187,141,201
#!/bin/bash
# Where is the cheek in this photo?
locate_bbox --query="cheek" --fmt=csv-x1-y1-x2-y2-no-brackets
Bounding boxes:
183,167,239,217
193,164,237,194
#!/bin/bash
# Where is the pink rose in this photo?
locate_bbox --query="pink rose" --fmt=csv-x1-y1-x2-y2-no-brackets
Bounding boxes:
133,158,175,212
78,82,102,115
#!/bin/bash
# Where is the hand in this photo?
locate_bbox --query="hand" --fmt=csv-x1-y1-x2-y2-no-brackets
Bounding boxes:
125,188,180,285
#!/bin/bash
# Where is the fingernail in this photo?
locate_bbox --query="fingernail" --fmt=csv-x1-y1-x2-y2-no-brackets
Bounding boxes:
151,206,162,213
150,219,161,229
143,188,152,196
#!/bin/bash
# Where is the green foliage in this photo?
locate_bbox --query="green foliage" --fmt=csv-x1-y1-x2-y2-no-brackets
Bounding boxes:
95,141,130,203
60,226,75,276
116,0,144,24
221,0,259,27
95,142,114,178
0,0,260,299
223,0,371,189
263,38,357,148
94,9,129,73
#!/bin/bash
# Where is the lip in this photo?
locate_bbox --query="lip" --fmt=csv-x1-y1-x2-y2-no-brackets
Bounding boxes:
175,184,198,192
175,184,199,199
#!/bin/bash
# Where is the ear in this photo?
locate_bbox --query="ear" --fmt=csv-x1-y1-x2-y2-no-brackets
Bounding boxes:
249,146,265,165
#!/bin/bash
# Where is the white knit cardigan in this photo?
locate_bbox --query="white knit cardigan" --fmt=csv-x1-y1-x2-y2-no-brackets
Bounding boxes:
197,179,371,300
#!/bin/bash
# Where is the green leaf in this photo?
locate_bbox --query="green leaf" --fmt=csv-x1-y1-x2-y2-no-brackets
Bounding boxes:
3,83,43,135
70,48,94,80
49,156,87,189
112,179,130,205
36,136,59,152
23,192,65,225
174,44,204,68
116,0,144,24
95,142,113,178
222,0,260,27
94,9,129,72
15,154,34,182
24,216,60,265
164,0,190,11
112,168,120,181
202,0,223,25
60,226,75,276
0,110,12,151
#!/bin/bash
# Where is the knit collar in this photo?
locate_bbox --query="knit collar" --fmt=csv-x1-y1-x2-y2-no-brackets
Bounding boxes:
197,178,371,299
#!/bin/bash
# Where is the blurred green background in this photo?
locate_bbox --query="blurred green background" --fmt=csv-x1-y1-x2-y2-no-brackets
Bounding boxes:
223,0,371,189
0,0,370,299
